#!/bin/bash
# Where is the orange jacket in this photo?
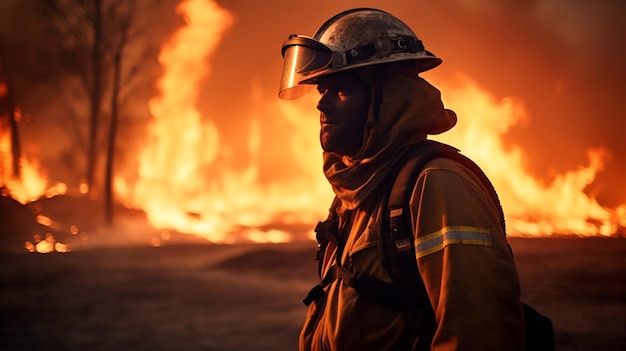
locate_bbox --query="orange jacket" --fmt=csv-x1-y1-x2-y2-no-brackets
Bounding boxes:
299,157,526,351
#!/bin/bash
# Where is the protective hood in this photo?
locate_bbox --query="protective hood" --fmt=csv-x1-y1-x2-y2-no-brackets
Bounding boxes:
324,63,457,210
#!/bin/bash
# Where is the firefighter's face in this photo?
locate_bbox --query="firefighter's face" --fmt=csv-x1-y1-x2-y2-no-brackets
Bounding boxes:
316,72,370,157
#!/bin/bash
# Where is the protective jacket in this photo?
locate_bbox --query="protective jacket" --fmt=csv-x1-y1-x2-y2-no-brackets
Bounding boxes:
299,64,525,350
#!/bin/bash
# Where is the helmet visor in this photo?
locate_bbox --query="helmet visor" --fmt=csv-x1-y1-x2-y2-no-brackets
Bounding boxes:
278,35,333,100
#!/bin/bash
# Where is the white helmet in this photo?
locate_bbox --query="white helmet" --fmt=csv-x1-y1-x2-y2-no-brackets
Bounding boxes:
278,8,442,100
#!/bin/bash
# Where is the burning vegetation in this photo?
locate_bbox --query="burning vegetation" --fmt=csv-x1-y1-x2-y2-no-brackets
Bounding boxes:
1,0,625,254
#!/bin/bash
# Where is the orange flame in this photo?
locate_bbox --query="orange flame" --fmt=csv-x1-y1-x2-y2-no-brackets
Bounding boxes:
2,110,67,204
432,76,625,237
129,0,234,238
0,155,67,205
116,2,625,241
118,0,322,243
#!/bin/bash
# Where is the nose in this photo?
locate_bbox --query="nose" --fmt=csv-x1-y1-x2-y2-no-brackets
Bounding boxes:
317,89,331,112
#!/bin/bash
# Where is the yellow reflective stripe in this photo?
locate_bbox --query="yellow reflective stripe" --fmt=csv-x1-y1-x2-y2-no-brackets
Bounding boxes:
415,226,492,259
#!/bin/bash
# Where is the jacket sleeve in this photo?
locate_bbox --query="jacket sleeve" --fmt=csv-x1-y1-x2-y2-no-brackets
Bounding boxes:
410,159,525,351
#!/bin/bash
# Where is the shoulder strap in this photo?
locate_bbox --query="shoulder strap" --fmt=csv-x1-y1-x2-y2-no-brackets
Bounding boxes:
388,141,555,351
382,140,506,350
380,141,456,304
387,140,504,238
384,139,505,284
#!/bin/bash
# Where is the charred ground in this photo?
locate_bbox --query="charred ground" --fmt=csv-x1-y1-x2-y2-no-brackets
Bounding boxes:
0,238,625,351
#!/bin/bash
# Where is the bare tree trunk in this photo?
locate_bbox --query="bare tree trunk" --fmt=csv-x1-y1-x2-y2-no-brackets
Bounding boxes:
0,48,20,178
105,45,122,225
7,81,20,177
104,0,134,226
87,0,103,195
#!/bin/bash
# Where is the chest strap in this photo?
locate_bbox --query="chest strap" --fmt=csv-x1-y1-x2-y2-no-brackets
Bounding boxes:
303,263,418,309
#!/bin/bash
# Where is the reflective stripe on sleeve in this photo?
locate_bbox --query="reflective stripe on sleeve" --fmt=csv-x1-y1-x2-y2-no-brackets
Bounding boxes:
415,226,492,259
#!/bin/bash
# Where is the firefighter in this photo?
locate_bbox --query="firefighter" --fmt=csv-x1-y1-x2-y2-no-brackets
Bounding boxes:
279,8,525,351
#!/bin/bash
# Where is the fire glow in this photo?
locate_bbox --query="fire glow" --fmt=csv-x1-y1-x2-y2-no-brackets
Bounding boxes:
431,77,626,236
85,0,626,242
116,0,330,244
2,0,626,252
118,0,625,240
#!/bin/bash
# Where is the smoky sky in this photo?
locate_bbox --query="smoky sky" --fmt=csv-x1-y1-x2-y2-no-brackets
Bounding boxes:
2,0,625,207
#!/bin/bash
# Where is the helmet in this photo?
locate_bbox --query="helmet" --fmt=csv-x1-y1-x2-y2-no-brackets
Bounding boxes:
278,8,442,100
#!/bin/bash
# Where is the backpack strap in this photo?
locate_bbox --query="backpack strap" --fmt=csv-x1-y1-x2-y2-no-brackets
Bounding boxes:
385,140,505,284
383,140,509,350
302,197,341,306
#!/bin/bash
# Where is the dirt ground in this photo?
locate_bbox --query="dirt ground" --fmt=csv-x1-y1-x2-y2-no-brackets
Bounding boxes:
1,237,624,351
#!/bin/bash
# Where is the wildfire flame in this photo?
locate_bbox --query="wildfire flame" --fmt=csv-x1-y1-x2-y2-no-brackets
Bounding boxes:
1,126,66,204
129,0,232,238
3,1,625,253
431,76,626,236
118,0,329,243
117,0,625,241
